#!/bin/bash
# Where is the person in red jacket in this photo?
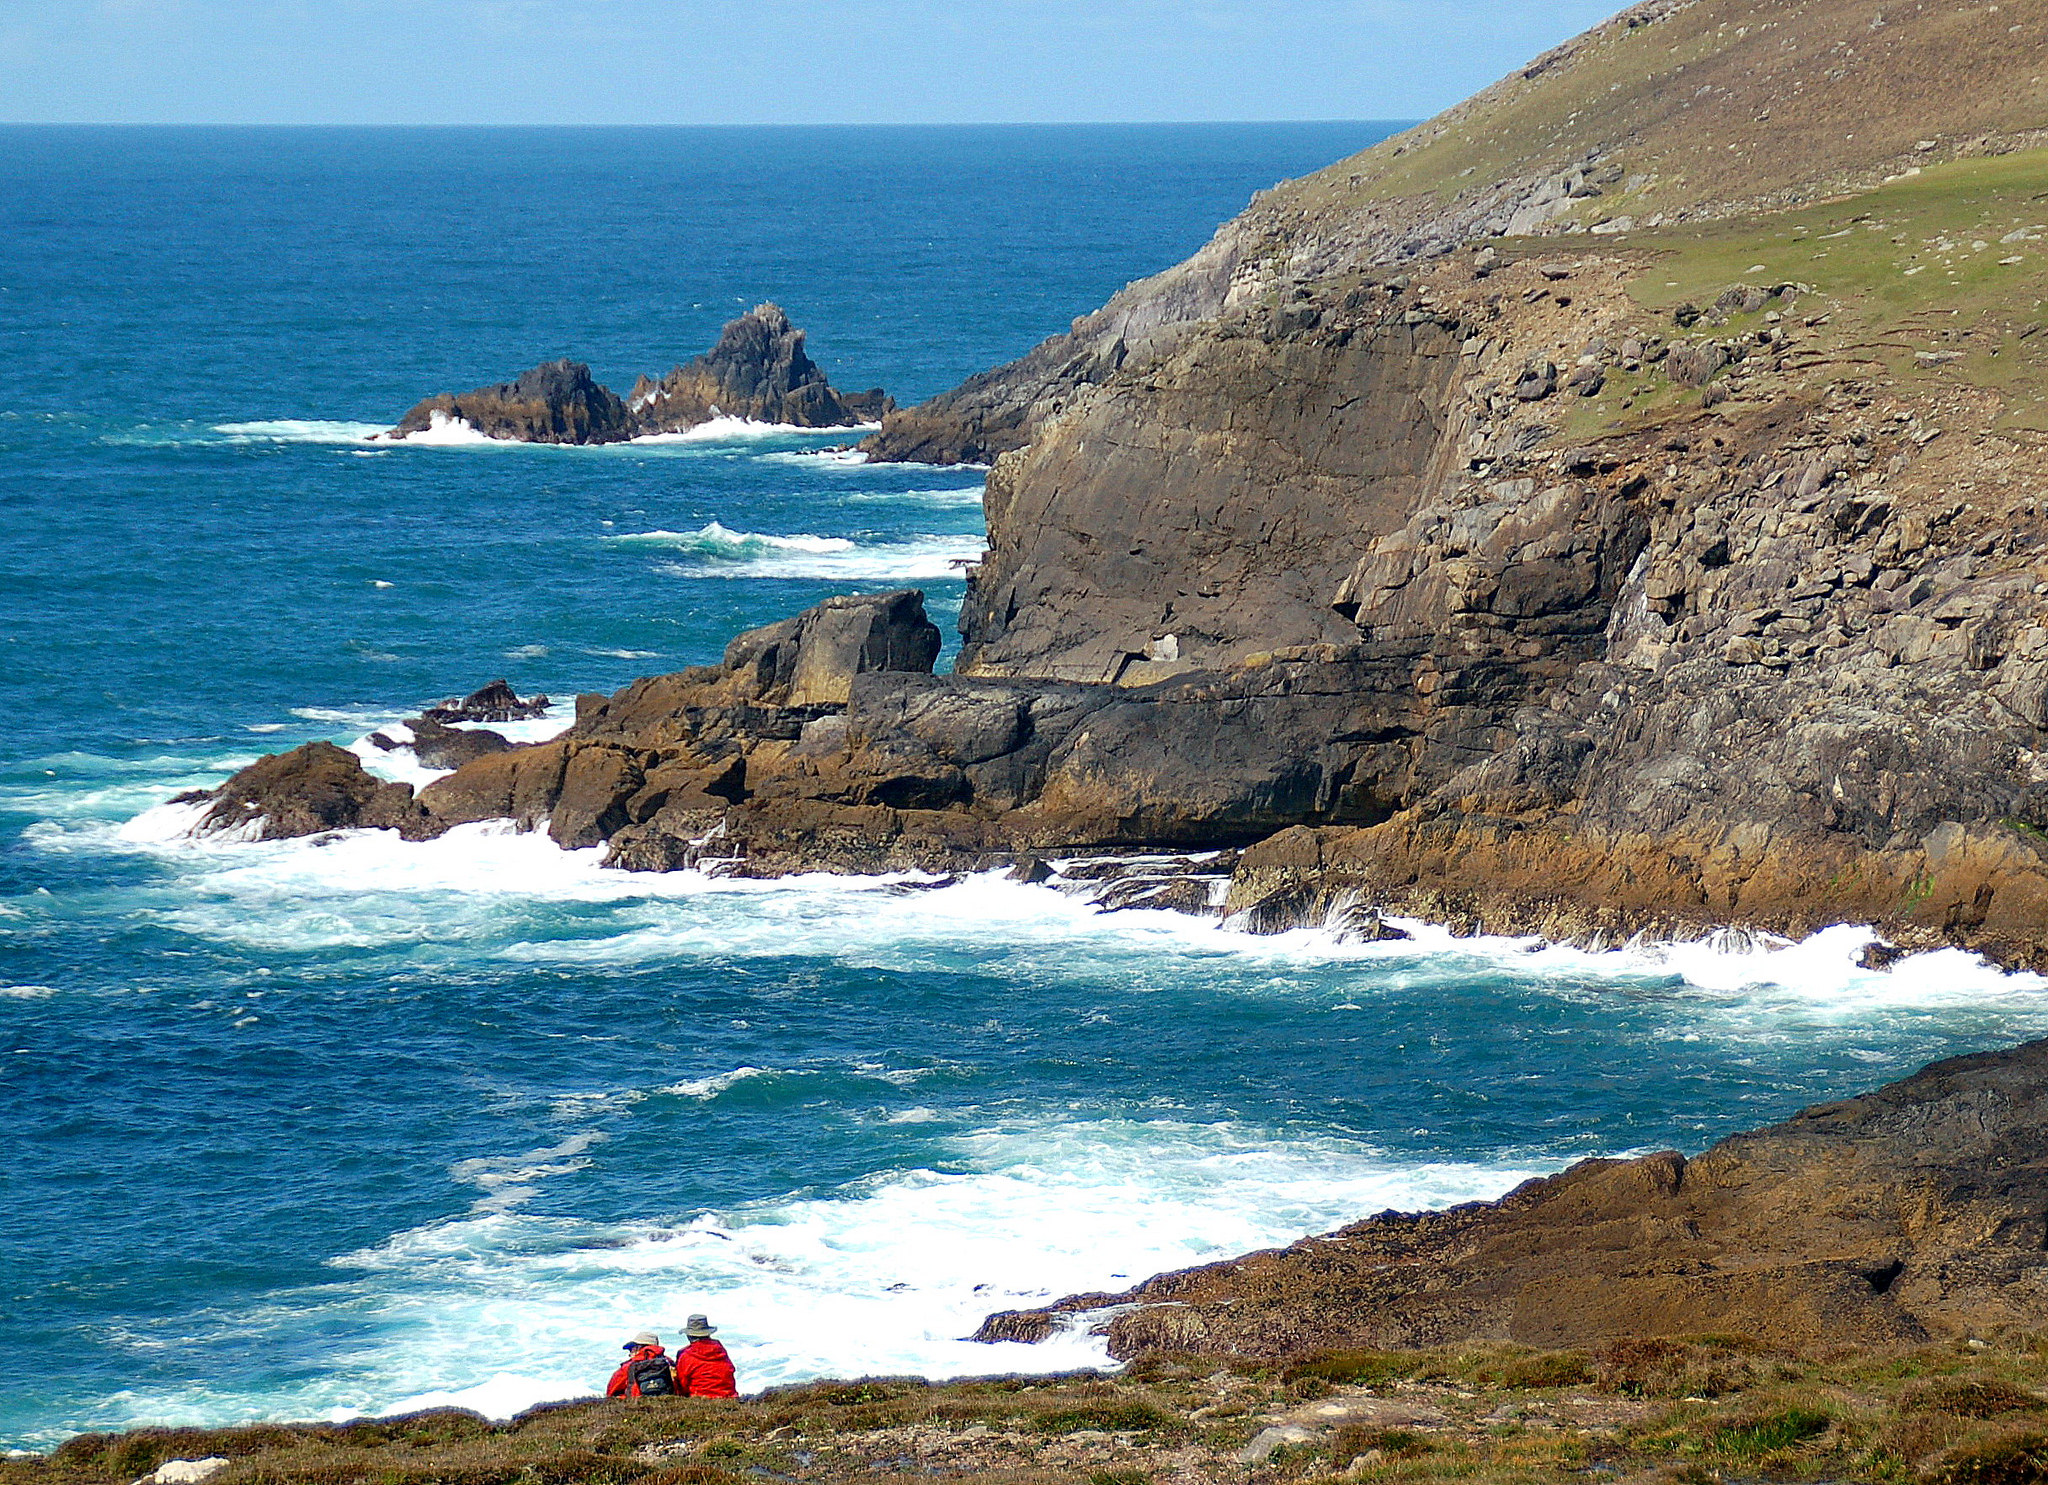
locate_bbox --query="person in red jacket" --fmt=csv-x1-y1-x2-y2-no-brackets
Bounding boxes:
606,1331,676,1397
673,1314,738,1398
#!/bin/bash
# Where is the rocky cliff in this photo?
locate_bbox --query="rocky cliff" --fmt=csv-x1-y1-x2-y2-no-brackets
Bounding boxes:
382,305,888,444
973,1037,2048,1355
861,0,2048,466
224,0,2048,969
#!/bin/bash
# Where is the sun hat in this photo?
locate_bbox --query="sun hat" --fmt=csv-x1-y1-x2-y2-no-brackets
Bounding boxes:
623,1331,660,1350
684,1315,717,1337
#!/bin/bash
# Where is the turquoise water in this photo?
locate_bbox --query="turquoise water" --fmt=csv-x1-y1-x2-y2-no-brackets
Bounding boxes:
6,124,2048,1449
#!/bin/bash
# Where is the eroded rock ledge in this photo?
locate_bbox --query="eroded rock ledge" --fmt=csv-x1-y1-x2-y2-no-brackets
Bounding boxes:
974,1037,2048,1354
382,304,890,444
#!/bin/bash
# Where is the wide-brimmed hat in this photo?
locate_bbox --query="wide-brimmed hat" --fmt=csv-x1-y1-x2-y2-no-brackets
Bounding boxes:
623,1331,660,1350
683,1315,717,1337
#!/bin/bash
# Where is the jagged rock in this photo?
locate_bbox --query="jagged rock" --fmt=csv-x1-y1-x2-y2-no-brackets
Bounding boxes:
381,310,889,445
406,717,514,771
977,1039,2048,1354
421,679,550,725
385,360,632,445
189,742,419,841
1665,341,1726,385
628,304,891,433
716,590,942,708
416,741,571,833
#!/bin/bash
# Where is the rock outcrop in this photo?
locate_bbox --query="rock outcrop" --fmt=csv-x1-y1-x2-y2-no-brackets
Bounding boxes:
385,360,633,445
975,1037,2048,1355
187,742,419,841
420,679,550,725
381,306,887,445
628,304,891,433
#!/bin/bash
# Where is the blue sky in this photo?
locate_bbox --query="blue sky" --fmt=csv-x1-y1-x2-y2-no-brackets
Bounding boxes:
0,1,1623,125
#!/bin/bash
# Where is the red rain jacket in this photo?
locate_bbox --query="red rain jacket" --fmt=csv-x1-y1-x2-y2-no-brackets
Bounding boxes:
607,1345,674,1397
674,1338,738,1398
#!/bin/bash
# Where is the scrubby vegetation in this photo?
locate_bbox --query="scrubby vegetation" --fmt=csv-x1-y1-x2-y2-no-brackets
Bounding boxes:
19,1335,2048,1485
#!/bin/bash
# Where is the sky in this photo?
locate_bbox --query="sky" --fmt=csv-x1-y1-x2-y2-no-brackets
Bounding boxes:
0,0,1624,126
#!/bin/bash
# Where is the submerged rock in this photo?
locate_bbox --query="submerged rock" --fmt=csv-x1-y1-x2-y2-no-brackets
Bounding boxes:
405,717,515,771
629,303,892,433
385,359,632,445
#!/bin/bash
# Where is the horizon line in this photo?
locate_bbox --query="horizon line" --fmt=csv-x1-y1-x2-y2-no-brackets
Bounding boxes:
0,117,1417,131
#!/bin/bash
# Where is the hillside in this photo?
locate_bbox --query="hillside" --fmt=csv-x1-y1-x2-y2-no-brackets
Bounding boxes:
863,0,2048,465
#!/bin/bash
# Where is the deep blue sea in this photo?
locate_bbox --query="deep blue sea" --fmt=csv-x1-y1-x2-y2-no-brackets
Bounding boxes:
6,123,2048,1450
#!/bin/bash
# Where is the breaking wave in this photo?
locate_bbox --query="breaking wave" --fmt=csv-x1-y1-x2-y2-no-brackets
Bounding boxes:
610,522,981,580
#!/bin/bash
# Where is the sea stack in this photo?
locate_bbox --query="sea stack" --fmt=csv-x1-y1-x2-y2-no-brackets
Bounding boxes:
379,304,890,445
628,302,893,433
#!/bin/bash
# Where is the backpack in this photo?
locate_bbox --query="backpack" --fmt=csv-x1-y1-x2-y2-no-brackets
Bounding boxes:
630,1357,675,1396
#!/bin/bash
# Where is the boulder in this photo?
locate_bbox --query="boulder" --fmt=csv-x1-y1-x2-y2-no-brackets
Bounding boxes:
421,679,550,725
721,590,943,708
628,303,893,433
384,359,632,445
406,717,515,771
190,742,418,841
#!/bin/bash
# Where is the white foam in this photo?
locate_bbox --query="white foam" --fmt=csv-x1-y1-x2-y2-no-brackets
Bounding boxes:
95,1114,1543,1433
843,486,987,506
760,446,872,467
0,985,57,1000
211,420,389,445
628,417,879,444
622,521,984,581
374,410,507,446
663,1066,769,1100
608,522,856,556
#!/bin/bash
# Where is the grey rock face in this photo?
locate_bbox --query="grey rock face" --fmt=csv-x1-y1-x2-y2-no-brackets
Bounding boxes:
628,304,891,433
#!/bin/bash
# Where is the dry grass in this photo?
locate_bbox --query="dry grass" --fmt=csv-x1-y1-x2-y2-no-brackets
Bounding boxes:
20,1337,2048,1485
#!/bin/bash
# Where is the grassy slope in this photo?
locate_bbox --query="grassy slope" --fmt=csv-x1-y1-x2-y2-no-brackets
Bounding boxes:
1501,146,2048,447
21,1338,2048,1485
1264,0,2048,238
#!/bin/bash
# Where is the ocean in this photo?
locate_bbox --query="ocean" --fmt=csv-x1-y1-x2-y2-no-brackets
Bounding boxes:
5,123,2048,1451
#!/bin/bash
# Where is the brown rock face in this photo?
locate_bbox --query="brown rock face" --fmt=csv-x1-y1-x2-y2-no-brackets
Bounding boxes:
627,304,891,434
190,742,420,841
976,1039,2048,1356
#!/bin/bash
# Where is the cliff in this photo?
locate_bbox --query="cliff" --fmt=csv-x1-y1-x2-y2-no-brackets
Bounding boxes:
217,0,2048,966
382,305,887,444
976,1037,2048,1355
861,0,2048,466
